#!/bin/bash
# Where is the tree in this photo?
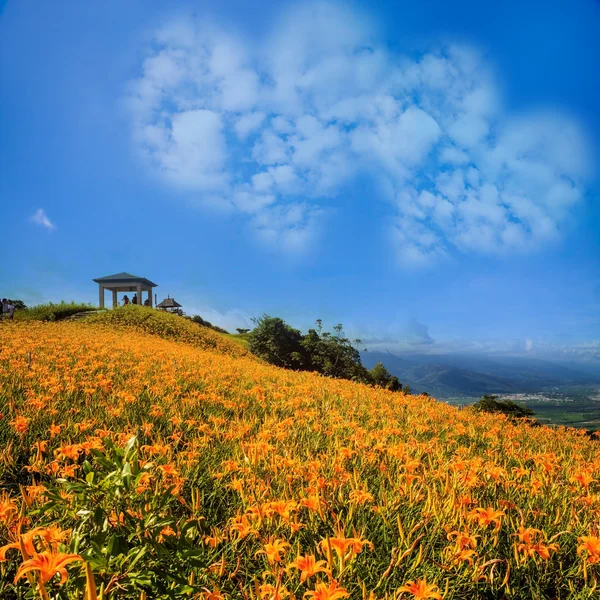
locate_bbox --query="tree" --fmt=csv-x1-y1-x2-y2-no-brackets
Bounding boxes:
248,315,306,369
8,299,26,310
369,362,403,391
246,315,402,391
472,395,535,419
301,325,371,383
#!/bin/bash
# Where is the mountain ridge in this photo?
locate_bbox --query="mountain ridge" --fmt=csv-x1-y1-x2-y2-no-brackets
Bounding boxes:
361,350,598,397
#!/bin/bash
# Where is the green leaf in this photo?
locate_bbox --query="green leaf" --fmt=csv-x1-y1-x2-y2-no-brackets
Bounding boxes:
124,435,138,459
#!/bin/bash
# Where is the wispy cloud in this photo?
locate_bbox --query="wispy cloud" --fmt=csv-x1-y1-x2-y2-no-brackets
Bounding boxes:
185,304,253,333
127,2,591,261
30,208,55,230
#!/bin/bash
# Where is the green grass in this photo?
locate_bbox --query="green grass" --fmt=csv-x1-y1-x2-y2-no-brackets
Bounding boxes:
13,301,98,322
222,332,251,349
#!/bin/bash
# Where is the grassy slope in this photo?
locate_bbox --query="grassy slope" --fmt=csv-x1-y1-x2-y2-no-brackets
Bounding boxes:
1,315,600,598
85,305,250,358
222,331,251,349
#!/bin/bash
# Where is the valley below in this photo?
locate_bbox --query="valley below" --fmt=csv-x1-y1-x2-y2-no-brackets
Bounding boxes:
445,385,600,430
362,350,600,429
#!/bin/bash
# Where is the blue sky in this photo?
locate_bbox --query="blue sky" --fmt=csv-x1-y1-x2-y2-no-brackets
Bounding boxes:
1,0,599,362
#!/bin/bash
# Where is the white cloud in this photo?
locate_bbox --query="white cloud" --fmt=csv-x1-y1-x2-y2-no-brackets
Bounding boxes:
234,112,266,139
30,209,55,230
440,146,470,165
128,2,592,261
185,305,253,333
252,130,290,166
250,202,325,254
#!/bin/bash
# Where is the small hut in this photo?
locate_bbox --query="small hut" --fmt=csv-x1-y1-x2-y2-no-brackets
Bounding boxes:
157,296,183,315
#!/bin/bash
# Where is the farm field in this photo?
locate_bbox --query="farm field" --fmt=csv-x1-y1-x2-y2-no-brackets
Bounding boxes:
2,315,600,599
445,387,600,431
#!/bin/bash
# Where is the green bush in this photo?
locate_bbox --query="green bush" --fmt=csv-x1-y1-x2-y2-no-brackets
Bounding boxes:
472,394,535,419
13,301,98,322
369,361,403,391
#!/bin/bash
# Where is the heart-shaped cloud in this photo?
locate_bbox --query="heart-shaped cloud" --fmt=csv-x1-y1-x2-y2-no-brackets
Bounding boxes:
127,2,591,264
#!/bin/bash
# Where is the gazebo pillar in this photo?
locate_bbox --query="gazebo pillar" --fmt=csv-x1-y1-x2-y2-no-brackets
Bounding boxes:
137,284,142,305
112,289,118,308
147,290,153,307
98,284,104,309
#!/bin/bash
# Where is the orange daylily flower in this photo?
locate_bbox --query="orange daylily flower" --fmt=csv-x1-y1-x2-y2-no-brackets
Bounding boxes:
288,553,329,582
578,535,600,563
398,578,442,599
321,535,373,560
305,580,349,600
468,507,505,530
515,526,541,545
15,550,82,584
259,582,293,600
256,539,290,564
446,529,478,550
349,489,373,504
1,526,70,562
10,416,30,435
451,548,477,565
0,492,18,525
572,471,595,489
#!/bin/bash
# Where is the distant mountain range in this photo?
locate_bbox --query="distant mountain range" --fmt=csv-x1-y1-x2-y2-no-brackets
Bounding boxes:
361,350,600,398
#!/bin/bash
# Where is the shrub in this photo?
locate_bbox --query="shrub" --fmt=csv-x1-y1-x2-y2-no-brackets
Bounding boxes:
13,301,97,322
472,394,535,419
369,361,403,391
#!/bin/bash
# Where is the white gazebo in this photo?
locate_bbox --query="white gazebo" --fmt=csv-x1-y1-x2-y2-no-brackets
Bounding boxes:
93,272,157,308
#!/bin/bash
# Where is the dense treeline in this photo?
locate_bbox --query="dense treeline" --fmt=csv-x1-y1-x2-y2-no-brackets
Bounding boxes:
248,315,403,391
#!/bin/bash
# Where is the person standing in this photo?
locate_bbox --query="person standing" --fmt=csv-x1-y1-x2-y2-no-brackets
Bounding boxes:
123,295,130,305
131,294,138,305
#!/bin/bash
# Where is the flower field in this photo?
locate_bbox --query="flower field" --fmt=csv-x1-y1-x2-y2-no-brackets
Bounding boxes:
1,318,600,599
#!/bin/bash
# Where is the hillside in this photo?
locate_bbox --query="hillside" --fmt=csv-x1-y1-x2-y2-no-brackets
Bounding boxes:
399,363,519,396
1,316,600,598
85,304,250,358
361,351,519,396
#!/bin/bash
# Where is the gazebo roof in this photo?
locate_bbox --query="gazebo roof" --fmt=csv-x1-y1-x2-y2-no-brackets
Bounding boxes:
93,272,157,288
157,296,182,309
